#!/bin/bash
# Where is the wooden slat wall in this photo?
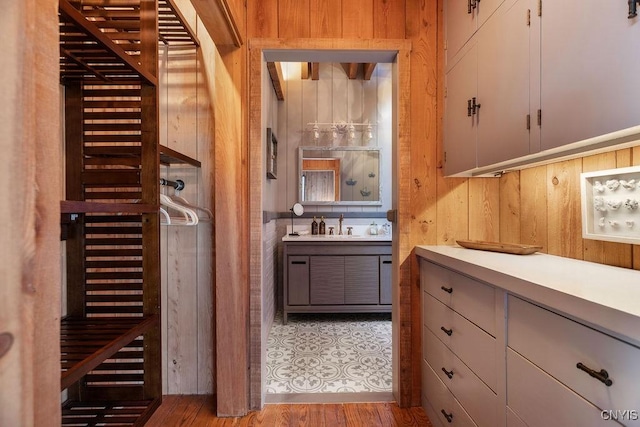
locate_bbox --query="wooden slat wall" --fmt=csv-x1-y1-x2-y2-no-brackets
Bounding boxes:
0,1,61,426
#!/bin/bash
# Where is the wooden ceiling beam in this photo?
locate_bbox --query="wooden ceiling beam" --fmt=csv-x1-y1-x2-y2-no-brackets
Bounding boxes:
363,63,377,80
311,62,319,80
267,61,285,101
301,62,310,79
341,63,359,79
189,0,243,47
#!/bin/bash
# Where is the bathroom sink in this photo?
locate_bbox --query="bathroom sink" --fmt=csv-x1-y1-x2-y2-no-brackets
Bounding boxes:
283,234,391,242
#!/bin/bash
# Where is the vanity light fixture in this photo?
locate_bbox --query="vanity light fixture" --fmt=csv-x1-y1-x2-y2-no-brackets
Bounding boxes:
365,124,373,142
307,121,377,143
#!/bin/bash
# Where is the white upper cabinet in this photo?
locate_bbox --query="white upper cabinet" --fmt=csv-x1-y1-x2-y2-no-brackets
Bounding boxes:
444,0,533,175
445,0,506,65
540,0,640,151
444,0,640,176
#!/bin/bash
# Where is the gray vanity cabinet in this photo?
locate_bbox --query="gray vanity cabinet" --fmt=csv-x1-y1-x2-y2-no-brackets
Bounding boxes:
283,241,392,323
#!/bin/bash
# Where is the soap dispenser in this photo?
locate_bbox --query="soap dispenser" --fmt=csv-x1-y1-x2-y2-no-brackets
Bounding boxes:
311,216,319,235
319,216,326,235
369,222,378,235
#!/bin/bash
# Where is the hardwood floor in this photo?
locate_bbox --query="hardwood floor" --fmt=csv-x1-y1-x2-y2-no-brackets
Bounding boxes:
145,395,433,426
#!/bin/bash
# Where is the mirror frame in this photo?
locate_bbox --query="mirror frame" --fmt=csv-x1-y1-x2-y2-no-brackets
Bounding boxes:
298,146,382,206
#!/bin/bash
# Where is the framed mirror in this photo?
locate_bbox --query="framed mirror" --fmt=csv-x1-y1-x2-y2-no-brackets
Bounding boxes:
299,146,382,205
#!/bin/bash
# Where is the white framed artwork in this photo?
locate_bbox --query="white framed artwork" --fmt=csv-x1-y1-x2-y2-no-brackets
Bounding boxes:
581,165,640,244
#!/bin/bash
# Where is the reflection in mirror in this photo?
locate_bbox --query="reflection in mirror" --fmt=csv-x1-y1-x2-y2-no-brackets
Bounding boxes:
299,146,381,205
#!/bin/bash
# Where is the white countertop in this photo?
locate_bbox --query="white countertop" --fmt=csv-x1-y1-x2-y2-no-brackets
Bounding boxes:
415,245,640,346
283,234,392,242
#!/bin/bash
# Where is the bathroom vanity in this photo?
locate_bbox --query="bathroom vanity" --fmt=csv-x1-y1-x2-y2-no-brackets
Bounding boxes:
282,235,391,323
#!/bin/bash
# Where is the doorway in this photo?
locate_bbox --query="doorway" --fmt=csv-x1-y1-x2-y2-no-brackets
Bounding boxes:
248,38,412,409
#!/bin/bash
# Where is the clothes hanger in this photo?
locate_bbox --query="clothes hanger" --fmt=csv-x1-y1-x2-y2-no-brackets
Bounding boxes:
160,193,199,226
168,193,213,221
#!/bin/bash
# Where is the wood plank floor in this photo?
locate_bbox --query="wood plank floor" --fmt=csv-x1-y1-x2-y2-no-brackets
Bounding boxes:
145,395,433,426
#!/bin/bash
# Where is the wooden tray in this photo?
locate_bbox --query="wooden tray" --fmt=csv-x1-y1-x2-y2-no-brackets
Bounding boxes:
456,240,542,255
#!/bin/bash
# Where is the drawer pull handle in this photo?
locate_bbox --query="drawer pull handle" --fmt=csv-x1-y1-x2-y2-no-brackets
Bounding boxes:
441,409,454,423
441,367,454,379
382,260,392,264
440,286,453,294
440,326,453,336
291,261,307,265
576,362,613,387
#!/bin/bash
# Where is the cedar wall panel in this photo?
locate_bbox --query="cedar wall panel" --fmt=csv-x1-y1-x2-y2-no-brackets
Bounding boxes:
0,1,61,426
310,0,342,38
342,0,374,38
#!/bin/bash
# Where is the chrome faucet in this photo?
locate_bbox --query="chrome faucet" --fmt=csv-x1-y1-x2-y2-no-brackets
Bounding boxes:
338,214,344,235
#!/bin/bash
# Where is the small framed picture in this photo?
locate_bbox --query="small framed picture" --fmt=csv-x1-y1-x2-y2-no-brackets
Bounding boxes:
266,128,278,179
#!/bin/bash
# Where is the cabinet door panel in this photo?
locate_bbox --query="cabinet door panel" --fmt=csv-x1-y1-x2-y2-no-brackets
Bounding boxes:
541,0,640,150
446,0,505,65
379,255,392,305
445,0,477,64
345,256,379,304
477,0,532,166
287,256,309,305
444,44,478,175
310,256,344,305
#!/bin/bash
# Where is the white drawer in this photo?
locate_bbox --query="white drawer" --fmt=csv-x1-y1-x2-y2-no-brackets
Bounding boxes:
508,295,640,423
424,292,497,389
507,349,618,427
422,359,479,427
423,325,498,426
421,261,496,335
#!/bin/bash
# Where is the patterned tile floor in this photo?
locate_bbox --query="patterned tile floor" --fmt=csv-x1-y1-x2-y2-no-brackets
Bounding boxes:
266,312,392,394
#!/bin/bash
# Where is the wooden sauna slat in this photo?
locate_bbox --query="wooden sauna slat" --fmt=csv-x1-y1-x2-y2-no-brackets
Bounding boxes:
61,201,155,214
60,315,157,390
59,0,156,85
62,398,160,427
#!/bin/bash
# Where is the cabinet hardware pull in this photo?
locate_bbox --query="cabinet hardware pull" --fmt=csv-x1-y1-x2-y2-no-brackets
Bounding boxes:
440,286,453,294
576,362,613,386
442,367,454,379
382,260,392,264
472,97,481,115
441,409,454,423
440,326,453,336
630,0,639,18
291,261,307,265
467,99,473,116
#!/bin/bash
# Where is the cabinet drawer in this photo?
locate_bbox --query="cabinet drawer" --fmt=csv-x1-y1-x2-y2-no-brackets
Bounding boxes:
507,349,615,427
421,261,495,335
424,325,497,425
422,359,479,427
508,295,640,419
423,292,496,390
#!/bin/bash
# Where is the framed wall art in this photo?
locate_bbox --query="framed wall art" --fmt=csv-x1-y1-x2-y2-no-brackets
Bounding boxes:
581,165,640,244
266,127,278,179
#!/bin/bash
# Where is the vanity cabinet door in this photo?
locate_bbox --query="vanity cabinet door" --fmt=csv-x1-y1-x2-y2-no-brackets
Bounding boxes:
287,256,309,305
310,256,344,305
345,256,379,305
379,255,392,305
